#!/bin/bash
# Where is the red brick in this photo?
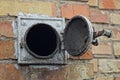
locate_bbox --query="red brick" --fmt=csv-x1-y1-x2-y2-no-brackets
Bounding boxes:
61,4,90,19
115,77,120,80
0,40,15,59
61,4,74,19
0,21,14,37
69,49,93,60
90,9,109,23
52,3,57,17
92,42,112,55
99,0,120,9
0,64,24,80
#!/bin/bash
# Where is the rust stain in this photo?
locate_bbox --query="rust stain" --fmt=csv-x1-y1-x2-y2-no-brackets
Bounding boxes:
69,49,93,60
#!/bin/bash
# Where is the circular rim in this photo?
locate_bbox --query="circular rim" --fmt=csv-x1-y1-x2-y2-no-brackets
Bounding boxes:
64,15,93,56
24,23,61,58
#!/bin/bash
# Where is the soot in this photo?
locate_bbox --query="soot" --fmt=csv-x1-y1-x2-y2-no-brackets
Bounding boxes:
25,24,58,57
64,17,89,56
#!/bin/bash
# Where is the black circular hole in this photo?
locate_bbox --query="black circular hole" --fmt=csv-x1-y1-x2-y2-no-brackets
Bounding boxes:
25,23,59,58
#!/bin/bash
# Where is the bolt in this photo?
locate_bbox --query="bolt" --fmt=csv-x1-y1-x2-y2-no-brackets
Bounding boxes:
21,20,27,26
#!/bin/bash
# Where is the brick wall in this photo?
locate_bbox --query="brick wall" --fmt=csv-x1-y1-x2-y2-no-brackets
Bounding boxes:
0,0,120,80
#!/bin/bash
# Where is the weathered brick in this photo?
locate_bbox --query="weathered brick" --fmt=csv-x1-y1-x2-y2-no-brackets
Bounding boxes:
111,27,120,40
90,9,109,23
88,0,98,6
61,4,90,19
0,21,14,37
110,13,120,24
0,40,15,59
113,42,120,56
69,49,93,60
90,59,98,72
99,59,120,73
30,64,94,80
31,74,38,80
105,27,120,41
66,64,94,80
80,0,88,2
0,1,57,16
31,67,66,80
99,0,120,9
0,64,24,80
92,42,112,55
94,77,114,80
115,77,120,80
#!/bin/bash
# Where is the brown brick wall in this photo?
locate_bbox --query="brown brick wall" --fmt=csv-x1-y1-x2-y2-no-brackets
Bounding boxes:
0,0,120,80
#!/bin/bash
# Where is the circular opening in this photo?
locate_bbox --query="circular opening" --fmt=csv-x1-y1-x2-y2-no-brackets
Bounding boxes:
25,23,60,58
64,16,93,56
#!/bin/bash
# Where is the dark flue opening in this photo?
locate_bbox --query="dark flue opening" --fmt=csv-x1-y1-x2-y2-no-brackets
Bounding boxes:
25,23,58,58
64,17,89,56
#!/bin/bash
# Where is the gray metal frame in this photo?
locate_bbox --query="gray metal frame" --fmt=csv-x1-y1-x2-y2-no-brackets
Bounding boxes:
16,14,66,64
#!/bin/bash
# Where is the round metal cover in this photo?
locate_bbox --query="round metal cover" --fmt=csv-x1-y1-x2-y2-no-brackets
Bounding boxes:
24,23,61,58
63,15,93,56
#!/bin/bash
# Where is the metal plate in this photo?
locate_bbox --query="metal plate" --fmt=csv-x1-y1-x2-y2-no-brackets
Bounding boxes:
63,15,93,56
16,14,66,64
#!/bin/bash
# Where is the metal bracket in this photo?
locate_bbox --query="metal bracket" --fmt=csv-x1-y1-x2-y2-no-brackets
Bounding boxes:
92,29,112,46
